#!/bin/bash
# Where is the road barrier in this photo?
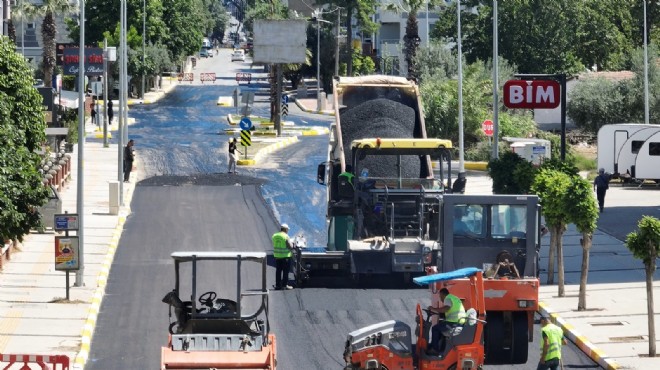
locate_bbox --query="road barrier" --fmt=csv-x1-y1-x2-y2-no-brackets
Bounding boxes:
0,353,70,369
177,73,194,83
235,72,252,84
200,73,216,83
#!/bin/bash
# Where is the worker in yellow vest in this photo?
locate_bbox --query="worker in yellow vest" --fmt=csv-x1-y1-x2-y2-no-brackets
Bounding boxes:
426,288,466,356
272,224,294,290
538,315,567,370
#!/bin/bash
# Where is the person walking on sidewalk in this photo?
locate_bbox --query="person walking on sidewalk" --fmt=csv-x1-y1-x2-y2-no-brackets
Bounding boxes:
227,137,242,174
272,224,294,290
123,139,135,182
537,316,567,370
593,168,610,213
107,100,114,124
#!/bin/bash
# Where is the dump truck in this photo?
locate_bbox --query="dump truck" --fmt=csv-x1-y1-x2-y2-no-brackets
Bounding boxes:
295,75,542,364
161,251,276,369
343,267,487,370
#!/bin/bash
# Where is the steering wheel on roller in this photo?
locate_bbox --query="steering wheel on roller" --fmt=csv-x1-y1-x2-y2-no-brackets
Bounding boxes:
198,291,217,307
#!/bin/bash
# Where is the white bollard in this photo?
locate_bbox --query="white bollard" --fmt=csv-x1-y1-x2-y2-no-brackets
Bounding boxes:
109,181,120,215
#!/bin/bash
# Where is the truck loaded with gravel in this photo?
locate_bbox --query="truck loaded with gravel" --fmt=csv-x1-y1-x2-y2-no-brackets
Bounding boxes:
295,76,544,364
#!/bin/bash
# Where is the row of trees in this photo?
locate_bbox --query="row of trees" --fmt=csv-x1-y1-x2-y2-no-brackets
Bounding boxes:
489,151,660,356
7,0,230,91
0,37,50,243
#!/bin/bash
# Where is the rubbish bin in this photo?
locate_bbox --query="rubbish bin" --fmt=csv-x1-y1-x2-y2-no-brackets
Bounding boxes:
37,184,62,232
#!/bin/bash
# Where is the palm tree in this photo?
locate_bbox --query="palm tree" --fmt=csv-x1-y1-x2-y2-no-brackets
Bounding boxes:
385,0,431,79
8,1,37,49
25,0,78,87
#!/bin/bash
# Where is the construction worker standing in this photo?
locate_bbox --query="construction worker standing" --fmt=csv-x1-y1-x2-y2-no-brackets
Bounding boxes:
272,224,294,290
426,288,466,355
538,316,567,370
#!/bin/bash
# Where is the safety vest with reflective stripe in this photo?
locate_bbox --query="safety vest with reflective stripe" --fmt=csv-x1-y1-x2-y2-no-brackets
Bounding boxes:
445,294,466,323
540,323,564,361
272,232,292,259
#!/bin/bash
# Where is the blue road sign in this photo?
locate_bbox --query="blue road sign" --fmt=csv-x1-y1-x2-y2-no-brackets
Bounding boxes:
282,94,289,104
239,117,253,130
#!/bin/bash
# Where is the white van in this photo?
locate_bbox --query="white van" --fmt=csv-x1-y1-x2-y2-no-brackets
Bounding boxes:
202,37,211,49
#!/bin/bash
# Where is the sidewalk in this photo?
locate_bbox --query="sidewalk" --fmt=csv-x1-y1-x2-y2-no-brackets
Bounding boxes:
0,81,176,369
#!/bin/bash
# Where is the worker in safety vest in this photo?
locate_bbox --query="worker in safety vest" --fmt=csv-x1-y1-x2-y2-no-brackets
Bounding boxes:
538,315,567,370
426,288,466,356
272,224,294,290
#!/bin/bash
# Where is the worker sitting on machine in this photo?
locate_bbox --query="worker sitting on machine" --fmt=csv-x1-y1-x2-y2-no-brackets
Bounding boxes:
426,287,466,356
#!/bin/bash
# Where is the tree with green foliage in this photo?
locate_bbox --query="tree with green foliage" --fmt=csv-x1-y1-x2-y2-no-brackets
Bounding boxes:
0,37,50,242
568,45,659,135
330,0,378,76
432,0,636,74
531,169,572,295
625,215,660,357
487,151,536,194
24,0,78,88
564,175,599,311
384,0,431,79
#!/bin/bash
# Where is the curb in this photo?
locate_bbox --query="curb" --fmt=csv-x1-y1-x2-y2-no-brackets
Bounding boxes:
293,99,335,116
72,173,137,370
247,136,299,165
465,162,488,171
538,302,619,370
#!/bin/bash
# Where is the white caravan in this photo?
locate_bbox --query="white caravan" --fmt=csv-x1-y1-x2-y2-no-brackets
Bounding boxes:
597,123,660,180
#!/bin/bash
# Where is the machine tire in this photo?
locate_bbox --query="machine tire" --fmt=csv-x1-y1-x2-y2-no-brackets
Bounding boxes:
511,311,529,364
484,311,508,364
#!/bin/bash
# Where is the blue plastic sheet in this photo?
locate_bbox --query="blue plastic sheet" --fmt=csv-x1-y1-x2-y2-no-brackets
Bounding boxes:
413,267,481,286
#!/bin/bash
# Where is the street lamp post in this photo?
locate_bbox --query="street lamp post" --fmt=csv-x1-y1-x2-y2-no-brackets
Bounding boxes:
425,0,429,47
141,0,145,99
492,0,499,159
643,0,649,125
316,9,321,112
457,1,465,178
75,0,86,287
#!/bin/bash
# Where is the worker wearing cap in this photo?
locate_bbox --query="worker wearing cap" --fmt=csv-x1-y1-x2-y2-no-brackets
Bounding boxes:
272,224,294,290
538,316,567,370
593,168,610,213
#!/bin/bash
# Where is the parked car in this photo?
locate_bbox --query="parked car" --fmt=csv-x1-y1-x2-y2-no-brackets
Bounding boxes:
199,49,209,58
231,49,245,62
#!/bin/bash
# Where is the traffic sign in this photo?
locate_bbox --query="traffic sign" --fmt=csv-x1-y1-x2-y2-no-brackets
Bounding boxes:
240,129,252,147
239,117,253,130
282,94,289,104
503,79,561,109
54,213,79,231
482,119,494,137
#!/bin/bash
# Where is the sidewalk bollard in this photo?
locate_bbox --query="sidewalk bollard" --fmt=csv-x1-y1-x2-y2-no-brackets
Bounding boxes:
109,181,120,215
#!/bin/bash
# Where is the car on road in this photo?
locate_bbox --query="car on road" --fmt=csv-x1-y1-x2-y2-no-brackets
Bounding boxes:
199,49,209,58
231,49,245,62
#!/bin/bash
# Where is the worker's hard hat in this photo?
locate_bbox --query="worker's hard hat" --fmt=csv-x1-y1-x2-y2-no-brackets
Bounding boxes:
281,223,289,230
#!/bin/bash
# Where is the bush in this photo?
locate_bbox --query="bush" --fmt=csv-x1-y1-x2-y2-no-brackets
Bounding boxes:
488,151,537,194
465,140,510,162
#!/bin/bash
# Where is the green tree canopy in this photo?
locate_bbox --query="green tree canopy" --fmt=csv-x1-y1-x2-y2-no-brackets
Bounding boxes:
0,37,49,242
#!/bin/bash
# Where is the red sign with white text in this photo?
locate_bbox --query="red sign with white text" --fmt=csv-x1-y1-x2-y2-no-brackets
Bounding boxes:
503,80,561,109
482,119,493,137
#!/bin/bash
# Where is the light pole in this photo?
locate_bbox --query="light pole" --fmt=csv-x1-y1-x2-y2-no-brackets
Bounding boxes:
425,0,429,47
335,8,340,77
315,9,321,112
21,0,24,56
643,0,649,125
75,0,86,287
492,0,499,159
141,0,145,100
457,0,466,182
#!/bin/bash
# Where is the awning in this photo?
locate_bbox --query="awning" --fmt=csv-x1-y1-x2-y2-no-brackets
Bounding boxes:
56,90,80,109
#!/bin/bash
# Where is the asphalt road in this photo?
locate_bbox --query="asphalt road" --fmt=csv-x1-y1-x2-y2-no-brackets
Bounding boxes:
85,50,599,369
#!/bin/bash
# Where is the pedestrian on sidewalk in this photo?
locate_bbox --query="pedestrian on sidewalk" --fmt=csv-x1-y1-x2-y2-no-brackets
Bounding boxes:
272,224,294,290
91,99,98,125
123,139,135,182
537,316,567,370
107,100,114,125
593,168,610,213
227,137,242,174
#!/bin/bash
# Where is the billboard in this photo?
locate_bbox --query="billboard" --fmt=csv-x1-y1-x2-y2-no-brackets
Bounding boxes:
253,20,307,64
63,47,104,76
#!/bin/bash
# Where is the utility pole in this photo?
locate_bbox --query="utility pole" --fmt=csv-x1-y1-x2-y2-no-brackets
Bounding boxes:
103,38,109,147
492,0,499,160
335,9,340,76
75,0,86,287
141,0,146,99
316,9,321,112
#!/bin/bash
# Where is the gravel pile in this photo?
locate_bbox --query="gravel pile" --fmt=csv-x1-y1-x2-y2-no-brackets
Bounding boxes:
340,98,420,178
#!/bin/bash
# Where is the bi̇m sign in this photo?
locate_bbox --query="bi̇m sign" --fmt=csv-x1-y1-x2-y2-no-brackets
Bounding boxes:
503,80,561,109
